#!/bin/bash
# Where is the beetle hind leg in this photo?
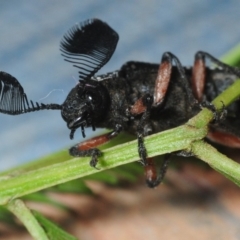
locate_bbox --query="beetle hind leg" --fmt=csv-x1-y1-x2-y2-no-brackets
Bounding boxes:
191,51,240,102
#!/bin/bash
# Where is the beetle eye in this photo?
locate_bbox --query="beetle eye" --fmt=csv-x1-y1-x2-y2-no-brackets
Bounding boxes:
85,90,102,107
86,94,94,102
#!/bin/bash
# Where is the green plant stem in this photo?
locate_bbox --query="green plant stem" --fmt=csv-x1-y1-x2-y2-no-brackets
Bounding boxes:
0,124,207,205
221,43,240,66
7,199,49,240
190,141,240,186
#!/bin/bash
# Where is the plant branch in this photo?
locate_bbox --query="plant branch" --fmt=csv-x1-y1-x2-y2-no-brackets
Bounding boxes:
7,199,49,240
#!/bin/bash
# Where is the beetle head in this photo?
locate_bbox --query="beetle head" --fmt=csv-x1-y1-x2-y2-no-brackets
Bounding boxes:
61,80,109,139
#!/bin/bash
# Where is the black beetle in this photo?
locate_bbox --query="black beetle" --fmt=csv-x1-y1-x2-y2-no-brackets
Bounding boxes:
1,19,240,187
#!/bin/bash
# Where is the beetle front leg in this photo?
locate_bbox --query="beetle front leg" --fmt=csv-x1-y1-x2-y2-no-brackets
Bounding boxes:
70,146,101,168
69,125,122,168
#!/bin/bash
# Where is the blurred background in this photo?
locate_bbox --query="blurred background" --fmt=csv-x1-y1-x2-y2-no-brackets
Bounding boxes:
1,2,240,240
0,0,240,170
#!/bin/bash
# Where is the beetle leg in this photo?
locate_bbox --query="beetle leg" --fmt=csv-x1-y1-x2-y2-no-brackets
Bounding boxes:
142,52,196,187
133,94,170,187
191,52,206,102
153,54,172,106
153,52,195,107
130,96,148,115
133,52,196,185
195,51,240,77
207,127,240,148
192,51,240,102
69,125,122,168
134,94,153,166
144,154,171,188
191,52,240,148
200,101,227,122
132,94,171,188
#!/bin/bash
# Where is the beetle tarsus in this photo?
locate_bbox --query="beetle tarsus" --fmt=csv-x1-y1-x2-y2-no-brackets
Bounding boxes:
200,101,227,123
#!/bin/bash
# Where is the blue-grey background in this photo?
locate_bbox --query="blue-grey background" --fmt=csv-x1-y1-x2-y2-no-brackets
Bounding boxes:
0,1,240,170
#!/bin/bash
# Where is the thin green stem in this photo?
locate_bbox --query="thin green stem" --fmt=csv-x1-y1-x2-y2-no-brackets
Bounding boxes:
7,199,49,240
221,43,240,66
190,141,240,186
0,124,207,205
